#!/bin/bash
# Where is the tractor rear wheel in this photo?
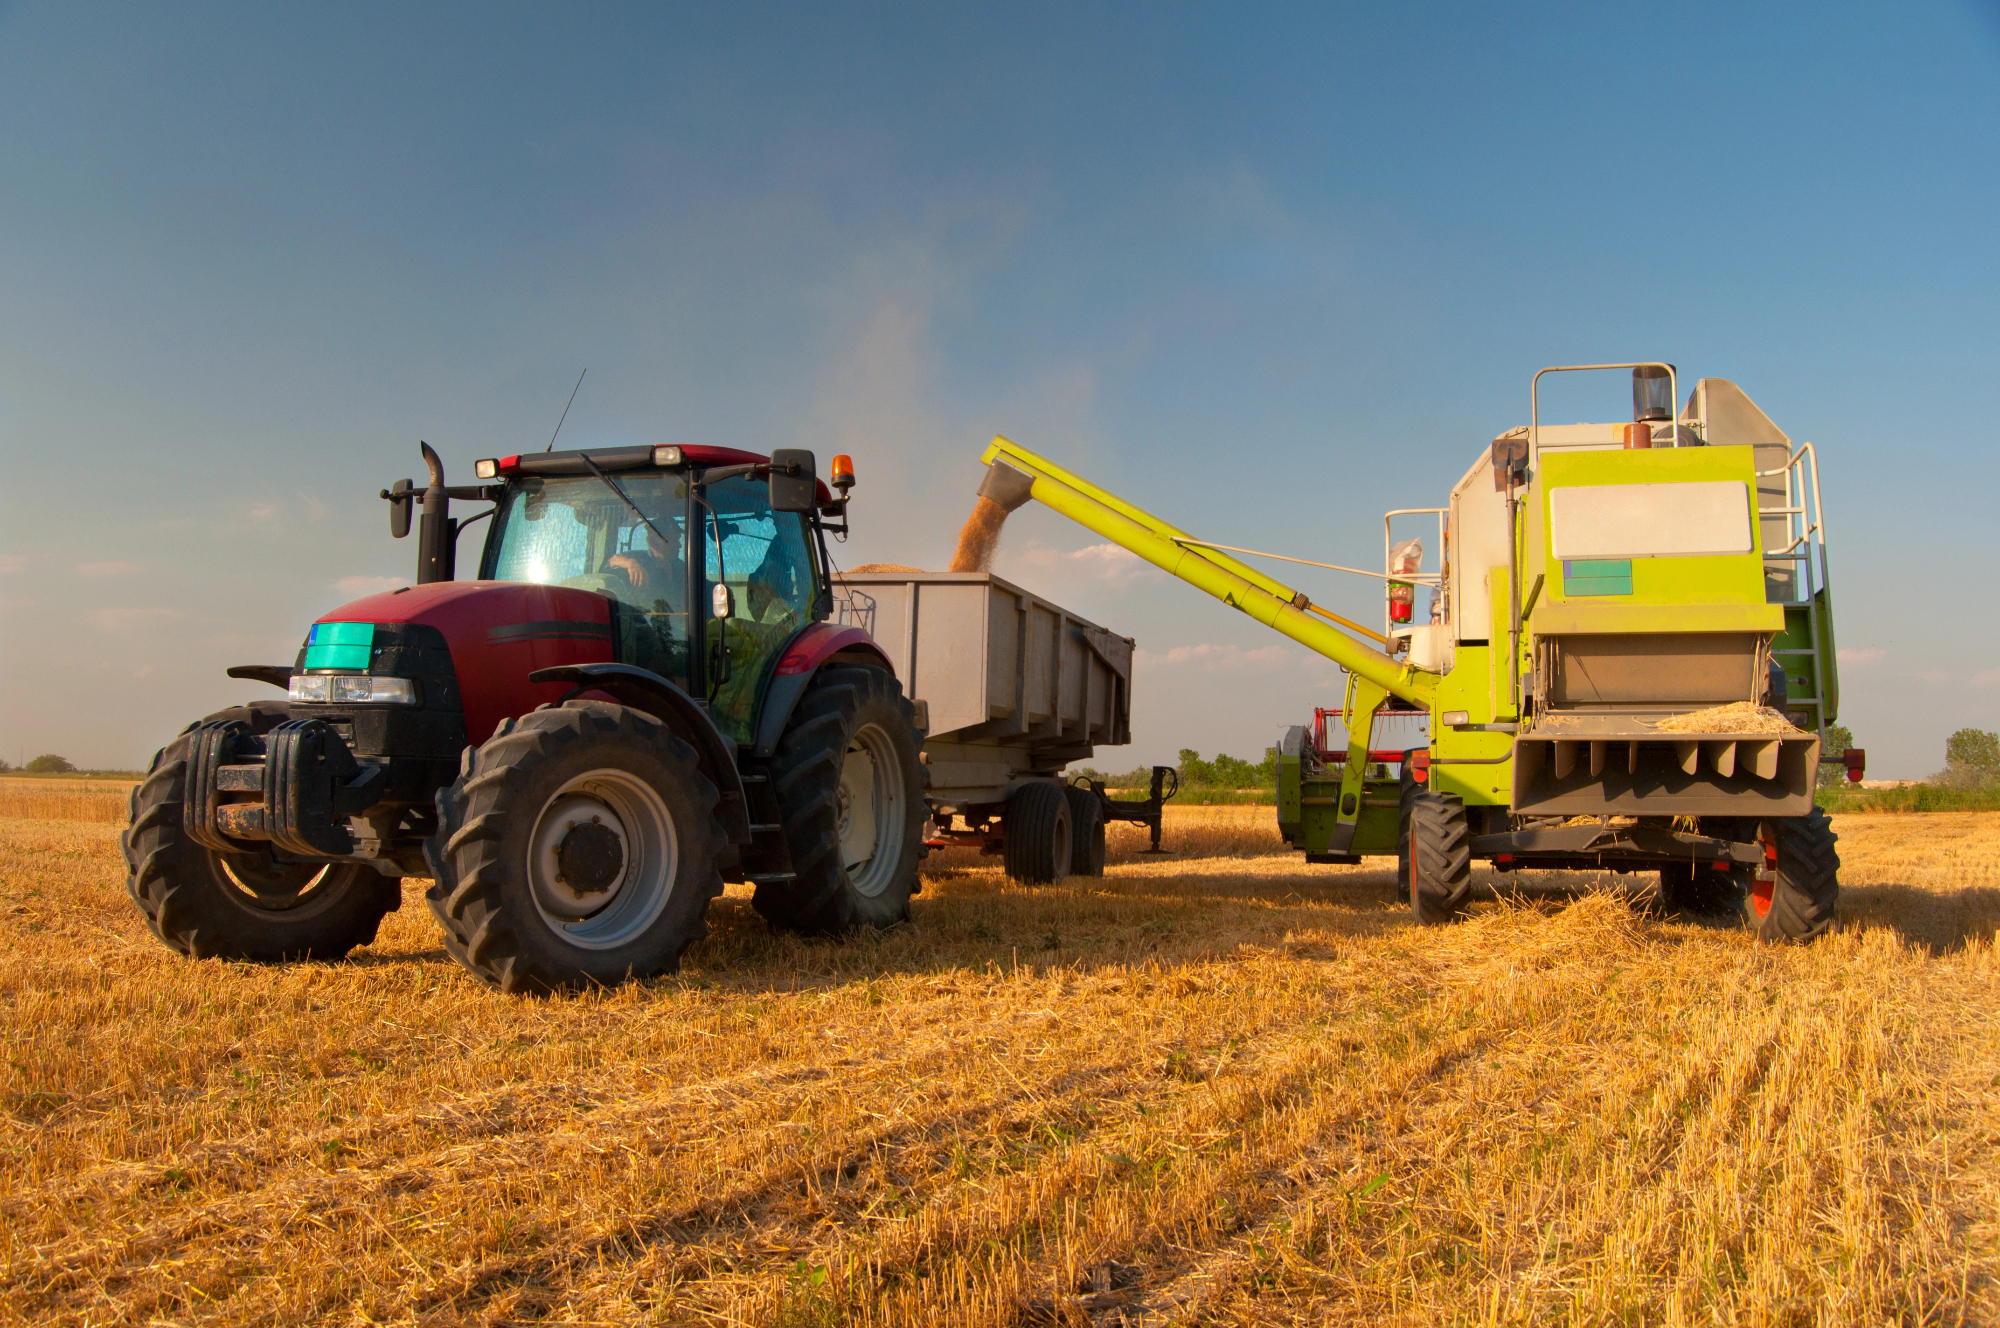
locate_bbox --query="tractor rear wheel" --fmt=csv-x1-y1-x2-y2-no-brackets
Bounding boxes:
1004,780,1072,884
1404,789,1473,924
755,665,927,934
1065,785,1106,877
1749,806,1840,942
123,717,400,962
426,701,727,992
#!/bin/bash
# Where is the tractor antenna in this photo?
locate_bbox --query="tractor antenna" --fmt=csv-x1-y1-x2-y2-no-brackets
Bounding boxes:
545,368,587,452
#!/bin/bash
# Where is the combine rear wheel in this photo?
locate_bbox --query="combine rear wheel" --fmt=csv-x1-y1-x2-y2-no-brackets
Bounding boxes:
1404,789,1473,924
1748,805,1840,942
1004,781,1072,884
1065,785,1106,877
755,665,927,934
427,701,727,992
123,709,399,962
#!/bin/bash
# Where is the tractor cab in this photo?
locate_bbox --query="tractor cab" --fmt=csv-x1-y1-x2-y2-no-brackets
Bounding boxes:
470,444,835,744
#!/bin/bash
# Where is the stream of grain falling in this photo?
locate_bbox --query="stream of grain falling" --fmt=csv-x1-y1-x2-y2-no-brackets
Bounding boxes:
947,495,1009,573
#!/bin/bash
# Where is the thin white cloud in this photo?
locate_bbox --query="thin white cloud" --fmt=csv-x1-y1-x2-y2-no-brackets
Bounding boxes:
1135,641,1304,674
75,560,145,578
0,555,26,574
1007,541,1161,589
91,606,183,631
1973,667,2000,688
332,574,410,596
1837,647,1884,666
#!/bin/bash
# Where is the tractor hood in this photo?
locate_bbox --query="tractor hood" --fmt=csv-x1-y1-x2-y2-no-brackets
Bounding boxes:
310,581,615,745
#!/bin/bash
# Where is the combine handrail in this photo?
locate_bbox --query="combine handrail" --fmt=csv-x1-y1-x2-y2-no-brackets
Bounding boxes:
978,436,1438,708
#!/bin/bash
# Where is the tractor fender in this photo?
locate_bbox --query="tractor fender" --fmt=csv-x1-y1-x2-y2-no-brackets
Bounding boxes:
750,625,898,759
527,663,752,846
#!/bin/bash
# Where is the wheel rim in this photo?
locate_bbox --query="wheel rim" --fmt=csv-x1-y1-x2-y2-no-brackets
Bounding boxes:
218,854,334,911
526,769,679,949
838,721,906,898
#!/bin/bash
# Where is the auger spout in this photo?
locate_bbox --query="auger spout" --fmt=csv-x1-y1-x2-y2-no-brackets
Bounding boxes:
977,436,1437,709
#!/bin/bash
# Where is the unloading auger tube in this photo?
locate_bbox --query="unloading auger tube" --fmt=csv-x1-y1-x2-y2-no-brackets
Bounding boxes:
976,437,1438,709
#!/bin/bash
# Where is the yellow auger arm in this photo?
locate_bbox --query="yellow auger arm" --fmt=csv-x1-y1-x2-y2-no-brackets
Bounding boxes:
977,436,1437,708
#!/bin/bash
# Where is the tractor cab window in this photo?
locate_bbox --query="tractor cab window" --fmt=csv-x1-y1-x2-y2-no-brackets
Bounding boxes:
484,473,693,682
700,474,818,741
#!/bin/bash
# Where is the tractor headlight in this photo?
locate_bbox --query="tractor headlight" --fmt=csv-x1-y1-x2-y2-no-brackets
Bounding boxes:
289,674,418,705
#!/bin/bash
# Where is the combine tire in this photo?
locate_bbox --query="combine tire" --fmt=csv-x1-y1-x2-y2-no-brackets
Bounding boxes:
755,665,927,934
1065,785,1106,877
123,712,400,962
1749,805,1840,942
1004,780,1073,884
1404,790,1473,924
427,701,727,992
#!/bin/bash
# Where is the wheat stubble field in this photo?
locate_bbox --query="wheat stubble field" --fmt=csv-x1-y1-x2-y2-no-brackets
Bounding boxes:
1,782,1996,1326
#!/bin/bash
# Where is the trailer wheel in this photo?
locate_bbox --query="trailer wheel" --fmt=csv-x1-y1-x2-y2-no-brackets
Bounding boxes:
1404,790,1472,924
123,722,400,962
1065,785,1106,877
756,665,927,934
1004,781,1072,884
1749,806,1840,942
426,701,727,992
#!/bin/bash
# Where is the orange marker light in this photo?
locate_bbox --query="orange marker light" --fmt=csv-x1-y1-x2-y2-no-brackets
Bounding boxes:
830,453,855,492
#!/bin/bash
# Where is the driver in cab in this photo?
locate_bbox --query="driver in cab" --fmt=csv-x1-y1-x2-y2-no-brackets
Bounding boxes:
605,521,686,614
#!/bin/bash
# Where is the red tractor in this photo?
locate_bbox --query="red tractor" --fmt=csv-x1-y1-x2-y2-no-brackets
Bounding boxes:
122,442,928,991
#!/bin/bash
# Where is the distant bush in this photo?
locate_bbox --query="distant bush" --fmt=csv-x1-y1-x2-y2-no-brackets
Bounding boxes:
25,754,77,775
1818,780,2000,814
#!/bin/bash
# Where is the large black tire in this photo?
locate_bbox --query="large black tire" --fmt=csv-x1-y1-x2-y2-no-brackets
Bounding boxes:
1004,780,1073,884
1065,785,1106,877
426,701,727,992
1405,789,1473,924
1749,805,1840,942
754,665,927,934
123,711,400,963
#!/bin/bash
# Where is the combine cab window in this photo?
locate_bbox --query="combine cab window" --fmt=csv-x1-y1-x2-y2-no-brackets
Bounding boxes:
484,474,693,682
702,476,817,741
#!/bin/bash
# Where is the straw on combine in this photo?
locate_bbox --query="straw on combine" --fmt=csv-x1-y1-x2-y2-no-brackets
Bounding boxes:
845,563,926,573
1650,701,1803,735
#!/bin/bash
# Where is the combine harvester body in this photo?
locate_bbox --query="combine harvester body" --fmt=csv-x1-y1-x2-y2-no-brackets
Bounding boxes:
981,364,1856,938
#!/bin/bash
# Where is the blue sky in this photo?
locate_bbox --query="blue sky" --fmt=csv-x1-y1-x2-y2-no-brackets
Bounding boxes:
2,2,1996,775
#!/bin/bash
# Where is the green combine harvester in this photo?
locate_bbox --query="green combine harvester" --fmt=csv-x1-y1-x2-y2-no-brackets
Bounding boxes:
975,363,1858,940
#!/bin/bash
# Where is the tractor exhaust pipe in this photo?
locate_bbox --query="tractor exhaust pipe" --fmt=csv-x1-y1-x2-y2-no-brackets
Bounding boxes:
416,441,454,584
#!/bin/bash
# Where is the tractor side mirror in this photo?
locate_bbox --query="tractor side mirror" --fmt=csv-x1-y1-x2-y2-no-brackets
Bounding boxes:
768,449,817,513
382,479,414,538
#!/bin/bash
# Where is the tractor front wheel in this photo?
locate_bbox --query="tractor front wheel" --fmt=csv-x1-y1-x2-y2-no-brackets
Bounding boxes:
123,718,400,962
426,701,727,992
755,665,928,933
1748,805,1840,942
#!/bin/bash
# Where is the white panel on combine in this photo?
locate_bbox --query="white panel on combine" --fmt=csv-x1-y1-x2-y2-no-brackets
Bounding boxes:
1550,482,1753,560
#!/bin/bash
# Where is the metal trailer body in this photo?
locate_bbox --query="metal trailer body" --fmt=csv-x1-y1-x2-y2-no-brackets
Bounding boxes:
831,570,1169,868
832,569,1130,803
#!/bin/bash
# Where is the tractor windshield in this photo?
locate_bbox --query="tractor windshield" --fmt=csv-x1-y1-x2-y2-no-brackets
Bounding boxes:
484,472,693,682
701,474,819,741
